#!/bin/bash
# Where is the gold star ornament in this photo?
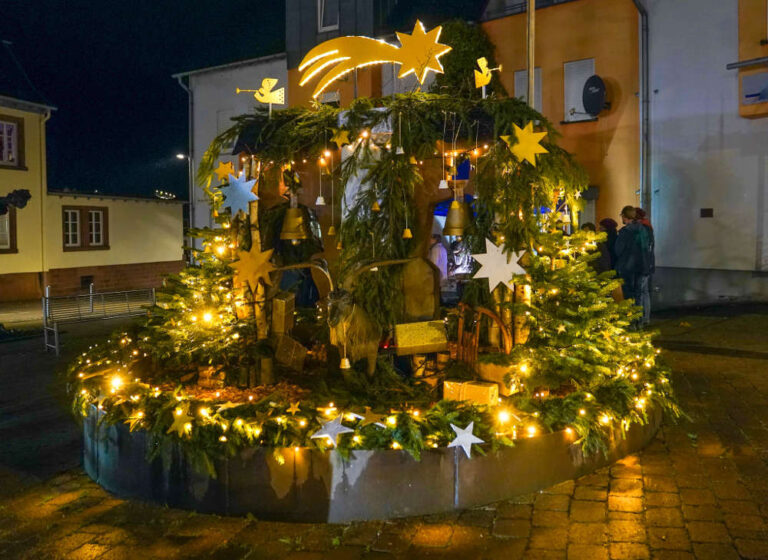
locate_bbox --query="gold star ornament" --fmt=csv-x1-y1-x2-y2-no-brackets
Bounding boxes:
501,122,549,167
287,401,301,415
331,128,350,150
214,161,235,182
167,406,193,438
229,247,275,292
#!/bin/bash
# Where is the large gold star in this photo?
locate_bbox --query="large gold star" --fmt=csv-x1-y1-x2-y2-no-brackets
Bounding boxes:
501,122,549,167
167,406,193,438
214,161,235,182
396,21,452,83
229,247,275,292
331,128,350,150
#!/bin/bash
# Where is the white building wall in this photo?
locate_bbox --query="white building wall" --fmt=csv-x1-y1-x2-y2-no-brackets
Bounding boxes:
186,54,288,231
647,0,768,306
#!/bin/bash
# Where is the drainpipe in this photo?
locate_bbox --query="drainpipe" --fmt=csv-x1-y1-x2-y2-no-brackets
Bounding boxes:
175,75,195,255
40,108,51,293
632,0,651,217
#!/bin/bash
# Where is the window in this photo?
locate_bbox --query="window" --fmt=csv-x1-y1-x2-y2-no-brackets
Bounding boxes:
513,68,543,112
88,209,104,246
0,207,17,253
563,58,596,122
62,206,109,250
317,0,339,32
0,115,24,168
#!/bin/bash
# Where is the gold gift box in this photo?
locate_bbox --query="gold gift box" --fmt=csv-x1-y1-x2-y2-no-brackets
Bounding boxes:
443,380,499,406
394,321,448,356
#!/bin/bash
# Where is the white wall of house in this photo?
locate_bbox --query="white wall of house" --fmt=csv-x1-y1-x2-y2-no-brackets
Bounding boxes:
647,0,768,306
184,53,288,232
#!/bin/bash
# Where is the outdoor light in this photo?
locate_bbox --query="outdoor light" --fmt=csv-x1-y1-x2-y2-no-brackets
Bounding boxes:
176,153,186,160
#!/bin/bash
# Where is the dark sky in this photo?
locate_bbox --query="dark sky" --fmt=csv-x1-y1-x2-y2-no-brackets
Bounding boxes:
0,0,285,200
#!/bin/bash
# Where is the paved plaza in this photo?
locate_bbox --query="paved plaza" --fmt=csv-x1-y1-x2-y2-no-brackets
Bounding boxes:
1,308,768,559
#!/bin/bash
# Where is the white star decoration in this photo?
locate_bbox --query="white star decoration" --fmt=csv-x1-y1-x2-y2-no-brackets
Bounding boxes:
222,172,258,215
310,415,355,447
472,239,527,291
448,421,485,458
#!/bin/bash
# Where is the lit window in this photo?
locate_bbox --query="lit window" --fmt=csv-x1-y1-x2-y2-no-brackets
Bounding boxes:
317,0,339,33
64,209,80,247
89,210,103,246
0,120,18,165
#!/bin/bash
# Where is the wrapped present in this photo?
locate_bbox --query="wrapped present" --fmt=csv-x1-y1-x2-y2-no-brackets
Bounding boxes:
394,321,448,356
476,362,518,397
443,380,499,406
272,291,295,335
274,334,307,372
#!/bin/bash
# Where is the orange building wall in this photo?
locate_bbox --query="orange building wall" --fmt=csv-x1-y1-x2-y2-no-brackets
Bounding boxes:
482,0,640,221
738,0,768,118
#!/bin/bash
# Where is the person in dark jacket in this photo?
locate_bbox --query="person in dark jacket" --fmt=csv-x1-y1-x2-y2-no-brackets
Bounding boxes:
599,218,618,268
614,206,652,322
635,207,655,326
581,222,612,273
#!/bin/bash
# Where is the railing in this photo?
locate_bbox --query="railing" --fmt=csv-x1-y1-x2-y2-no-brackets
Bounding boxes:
42,284,155,355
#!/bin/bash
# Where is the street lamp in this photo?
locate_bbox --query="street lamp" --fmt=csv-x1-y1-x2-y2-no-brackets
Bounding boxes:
176,153,186,160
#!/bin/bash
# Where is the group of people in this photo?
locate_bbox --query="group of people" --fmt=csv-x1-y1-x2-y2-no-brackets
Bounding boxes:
582,206,655,327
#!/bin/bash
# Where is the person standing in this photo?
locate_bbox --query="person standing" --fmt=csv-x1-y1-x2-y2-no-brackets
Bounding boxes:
428,234,448,279
635,208,655,327
614,206,652,325
599,218,619,268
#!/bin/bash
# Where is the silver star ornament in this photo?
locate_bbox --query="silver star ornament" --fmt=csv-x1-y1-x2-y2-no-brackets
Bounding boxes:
447,421,485,458
472,239,527,291
222,172,258,215
310,415,355,447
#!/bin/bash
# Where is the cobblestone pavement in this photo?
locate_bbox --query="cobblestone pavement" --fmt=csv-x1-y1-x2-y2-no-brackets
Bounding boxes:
1,310,768,559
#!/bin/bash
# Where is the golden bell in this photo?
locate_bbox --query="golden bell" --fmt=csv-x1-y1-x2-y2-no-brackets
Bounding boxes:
443,200,470,237
371,200,381,212
336,240,343,250
280,207,309,244
402,227,413,239
327,225,336,236
340,357,351,369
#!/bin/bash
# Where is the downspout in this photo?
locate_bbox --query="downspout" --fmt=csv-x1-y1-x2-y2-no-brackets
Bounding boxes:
632,0,651,217
40,109,51,294
175,75,195,255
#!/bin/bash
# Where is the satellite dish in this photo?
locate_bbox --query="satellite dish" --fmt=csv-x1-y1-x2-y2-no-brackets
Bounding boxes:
583,75,609,117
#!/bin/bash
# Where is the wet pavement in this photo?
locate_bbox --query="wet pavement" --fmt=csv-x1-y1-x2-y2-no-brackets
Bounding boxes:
1,309,768,559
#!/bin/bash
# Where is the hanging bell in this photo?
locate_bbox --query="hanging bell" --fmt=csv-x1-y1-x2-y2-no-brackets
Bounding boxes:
340,357,351,369
438,179,449,190
371,200,381,212
336,240,343,250
395,146,405,155
315,195,326,206
402,227,413,239
443,200,470,237
327,225,336,236
280,207,309,245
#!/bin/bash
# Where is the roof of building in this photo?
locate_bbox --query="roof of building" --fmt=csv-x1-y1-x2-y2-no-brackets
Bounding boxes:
0,40,55,110
48,190,185,204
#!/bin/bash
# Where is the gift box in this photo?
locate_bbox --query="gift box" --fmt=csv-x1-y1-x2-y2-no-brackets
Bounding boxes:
394,321,448,356
443,380,499,406
476,362,518,397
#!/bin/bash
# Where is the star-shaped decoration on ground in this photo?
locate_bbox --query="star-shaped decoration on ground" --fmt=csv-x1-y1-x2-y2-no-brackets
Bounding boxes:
229,247,275,292
167,406,193,438
331,128,350,150
214,161,234,182
396,20,452,83
501,122,548,167
287,401,301,416
473,239,527,291
358,406,387,428
448,421,485,458
222,172,258,215
310,415,355,447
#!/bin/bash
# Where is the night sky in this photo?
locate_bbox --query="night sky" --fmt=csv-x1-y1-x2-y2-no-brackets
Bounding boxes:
0,0,285,200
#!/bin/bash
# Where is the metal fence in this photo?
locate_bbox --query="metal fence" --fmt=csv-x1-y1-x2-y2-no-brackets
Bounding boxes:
42,284,155,355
